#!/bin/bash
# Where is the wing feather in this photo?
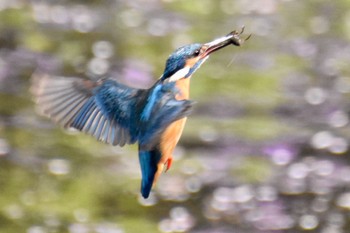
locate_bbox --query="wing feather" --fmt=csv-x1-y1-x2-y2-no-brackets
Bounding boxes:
71,98,95,130
58,97,88,127
31,74,193,148
31,73,139,146
89,111,103,136
119,128,126,147
43,92,83,114
101,119,110,142
107,121,115,144
82,107,99,132
112,124,120,146
94,115,106,140
52,95,87,123
37,90,77,107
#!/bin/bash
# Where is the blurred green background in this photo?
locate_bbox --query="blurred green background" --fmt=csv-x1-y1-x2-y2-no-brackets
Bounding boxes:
1,0,350,232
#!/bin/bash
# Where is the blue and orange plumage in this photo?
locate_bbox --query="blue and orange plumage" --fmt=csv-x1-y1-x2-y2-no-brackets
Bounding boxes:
31,29,249,198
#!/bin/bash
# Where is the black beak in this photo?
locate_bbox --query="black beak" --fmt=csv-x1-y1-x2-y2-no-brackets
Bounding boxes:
201,27,251,58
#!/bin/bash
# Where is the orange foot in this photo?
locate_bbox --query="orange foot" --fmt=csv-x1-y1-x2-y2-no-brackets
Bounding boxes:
165,157,173,172
153,157,173,186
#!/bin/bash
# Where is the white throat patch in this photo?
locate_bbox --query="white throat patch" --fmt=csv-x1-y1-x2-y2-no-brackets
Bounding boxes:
168,67,190,82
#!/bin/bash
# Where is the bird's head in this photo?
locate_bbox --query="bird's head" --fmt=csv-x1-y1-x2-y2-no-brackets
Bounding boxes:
160,28,249,82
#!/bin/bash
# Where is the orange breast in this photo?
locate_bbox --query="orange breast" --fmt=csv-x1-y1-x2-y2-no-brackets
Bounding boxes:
160,77,190,161
153,78,190,184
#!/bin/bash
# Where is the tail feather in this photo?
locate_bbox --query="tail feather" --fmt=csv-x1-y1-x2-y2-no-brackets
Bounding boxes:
138,148,161,198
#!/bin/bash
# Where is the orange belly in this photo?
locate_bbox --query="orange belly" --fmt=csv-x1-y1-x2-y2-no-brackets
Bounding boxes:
153,78,190,183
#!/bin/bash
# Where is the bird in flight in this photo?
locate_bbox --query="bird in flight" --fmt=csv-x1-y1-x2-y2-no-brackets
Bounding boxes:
31,28,249,198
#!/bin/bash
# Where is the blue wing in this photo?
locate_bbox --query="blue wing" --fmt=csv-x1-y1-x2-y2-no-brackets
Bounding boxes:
31,73,140,146
138,81,194,147
32,74,193,149
32,74,194,198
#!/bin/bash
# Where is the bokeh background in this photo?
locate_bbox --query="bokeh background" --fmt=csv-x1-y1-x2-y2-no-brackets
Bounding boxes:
1,0,350,232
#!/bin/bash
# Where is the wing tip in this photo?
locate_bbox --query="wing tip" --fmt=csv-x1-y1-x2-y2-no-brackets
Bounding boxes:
30,71,50,100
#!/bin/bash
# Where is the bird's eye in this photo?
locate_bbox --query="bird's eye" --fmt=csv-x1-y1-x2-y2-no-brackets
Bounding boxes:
193,49,200,56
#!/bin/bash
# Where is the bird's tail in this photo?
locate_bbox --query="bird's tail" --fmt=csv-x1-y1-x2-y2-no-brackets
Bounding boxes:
138,148,161,198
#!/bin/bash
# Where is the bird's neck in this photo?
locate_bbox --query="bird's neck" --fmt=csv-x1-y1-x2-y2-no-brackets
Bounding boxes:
158,72,191,100
174,77,190,100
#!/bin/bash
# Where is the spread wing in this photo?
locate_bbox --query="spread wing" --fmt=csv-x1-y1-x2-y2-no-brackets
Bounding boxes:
31,73,140,146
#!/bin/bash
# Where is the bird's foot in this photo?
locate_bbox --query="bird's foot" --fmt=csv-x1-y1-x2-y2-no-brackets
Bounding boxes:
165,157,173,172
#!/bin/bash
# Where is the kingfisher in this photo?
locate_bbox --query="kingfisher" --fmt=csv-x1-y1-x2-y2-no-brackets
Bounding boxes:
31,28,249,198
